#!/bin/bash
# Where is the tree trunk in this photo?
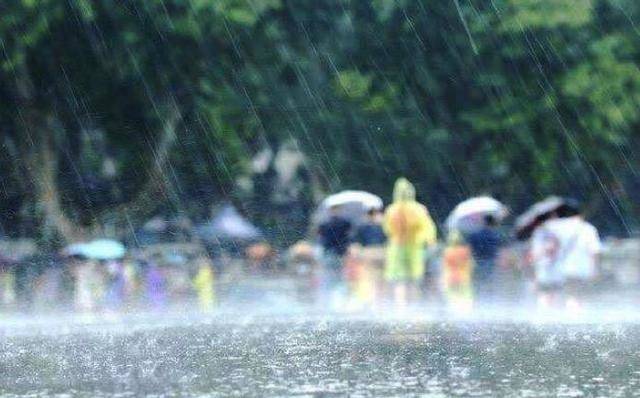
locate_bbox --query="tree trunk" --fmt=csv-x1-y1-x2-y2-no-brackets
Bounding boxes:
11,59,183,243
12,64,87,245
100,101,182,232
28,129,86,243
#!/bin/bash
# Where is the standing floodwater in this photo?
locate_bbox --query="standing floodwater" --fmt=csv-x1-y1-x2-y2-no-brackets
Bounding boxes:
1,311,640,397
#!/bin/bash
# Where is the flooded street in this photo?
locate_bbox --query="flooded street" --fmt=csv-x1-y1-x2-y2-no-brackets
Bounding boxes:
2,0,640,396
2,308,640,397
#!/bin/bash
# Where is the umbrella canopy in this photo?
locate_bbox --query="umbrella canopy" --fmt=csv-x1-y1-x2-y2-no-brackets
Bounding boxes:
314,190,383,224
196,205,262,242
64,239,126,260
63,243,86,257
446,196,507,232
514,196,578,240
142,216,169,233
132,216,194,246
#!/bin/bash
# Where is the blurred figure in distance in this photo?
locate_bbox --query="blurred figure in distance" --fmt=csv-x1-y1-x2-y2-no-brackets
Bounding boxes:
193,256,216,313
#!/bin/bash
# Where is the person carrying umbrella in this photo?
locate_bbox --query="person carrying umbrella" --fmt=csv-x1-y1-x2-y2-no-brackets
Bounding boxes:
445,196,507,304
383,178,437,307
316,204,353,304
529,200,601,310
317,205,353,259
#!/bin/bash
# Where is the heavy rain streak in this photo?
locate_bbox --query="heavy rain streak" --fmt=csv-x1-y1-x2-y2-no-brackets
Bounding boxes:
1,0,640,397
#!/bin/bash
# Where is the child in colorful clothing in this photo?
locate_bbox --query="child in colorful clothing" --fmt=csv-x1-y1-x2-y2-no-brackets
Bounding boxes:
441,231,474,313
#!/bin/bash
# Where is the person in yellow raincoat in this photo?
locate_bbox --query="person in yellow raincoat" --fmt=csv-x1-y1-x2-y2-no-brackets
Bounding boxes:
193,257,216,312
384,178,437,306
441,231,474,313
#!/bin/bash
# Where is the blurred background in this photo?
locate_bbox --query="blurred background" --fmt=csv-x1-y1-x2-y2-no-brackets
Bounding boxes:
0,0,640,313
1,0,639,246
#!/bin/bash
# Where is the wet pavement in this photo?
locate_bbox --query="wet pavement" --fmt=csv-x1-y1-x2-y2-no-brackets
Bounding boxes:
1,309,640,397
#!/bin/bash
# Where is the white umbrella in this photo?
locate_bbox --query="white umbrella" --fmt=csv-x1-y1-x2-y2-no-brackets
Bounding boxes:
196,205,262,242
322,190,383,209
446,196,507,231
315,190,383,224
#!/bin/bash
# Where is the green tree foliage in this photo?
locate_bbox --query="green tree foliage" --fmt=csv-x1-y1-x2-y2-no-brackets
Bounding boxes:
0,0,638,243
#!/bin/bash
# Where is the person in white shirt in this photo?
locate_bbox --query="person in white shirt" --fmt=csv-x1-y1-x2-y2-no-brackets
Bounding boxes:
531,218,564,307
530,203,601,309
549,217,601,282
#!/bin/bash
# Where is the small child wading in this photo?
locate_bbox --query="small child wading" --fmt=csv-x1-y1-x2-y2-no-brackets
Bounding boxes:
441,232,474,313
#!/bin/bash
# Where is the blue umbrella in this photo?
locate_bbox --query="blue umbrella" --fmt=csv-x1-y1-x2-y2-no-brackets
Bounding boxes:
64,239,126,260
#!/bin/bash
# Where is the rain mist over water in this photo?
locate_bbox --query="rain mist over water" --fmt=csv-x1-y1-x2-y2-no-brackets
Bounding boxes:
3,307,640,397
2,285,640,397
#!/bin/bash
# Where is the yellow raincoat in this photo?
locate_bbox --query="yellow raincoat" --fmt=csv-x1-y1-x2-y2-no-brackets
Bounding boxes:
384,178,437,282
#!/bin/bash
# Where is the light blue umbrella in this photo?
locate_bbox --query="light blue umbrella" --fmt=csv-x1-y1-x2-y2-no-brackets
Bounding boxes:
64,239,126,260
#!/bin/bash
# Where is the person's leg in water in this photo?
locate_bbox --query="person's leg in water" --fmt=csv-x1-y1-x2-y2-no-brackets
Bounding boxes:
318,252,333,303
473,259,495,308
319,251,345,308
564,278,587,312
356,250,377,309
385,244,410,309
344,249,367,310
365,246,385,310
393,281,408,310
408,244,425,305
536,283,563,310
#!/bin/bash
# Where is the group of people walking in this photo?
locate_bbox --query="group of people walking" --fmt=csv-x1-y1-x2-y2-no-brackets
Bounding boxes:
0,178,603,315
316,178,441,309
316,178,602,312
0,253,217,313
318,178,436,303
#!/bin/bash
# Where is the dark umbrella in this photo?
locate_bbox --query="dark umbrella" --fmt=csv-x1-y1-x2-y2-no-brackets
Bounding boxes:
514,196,580,240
